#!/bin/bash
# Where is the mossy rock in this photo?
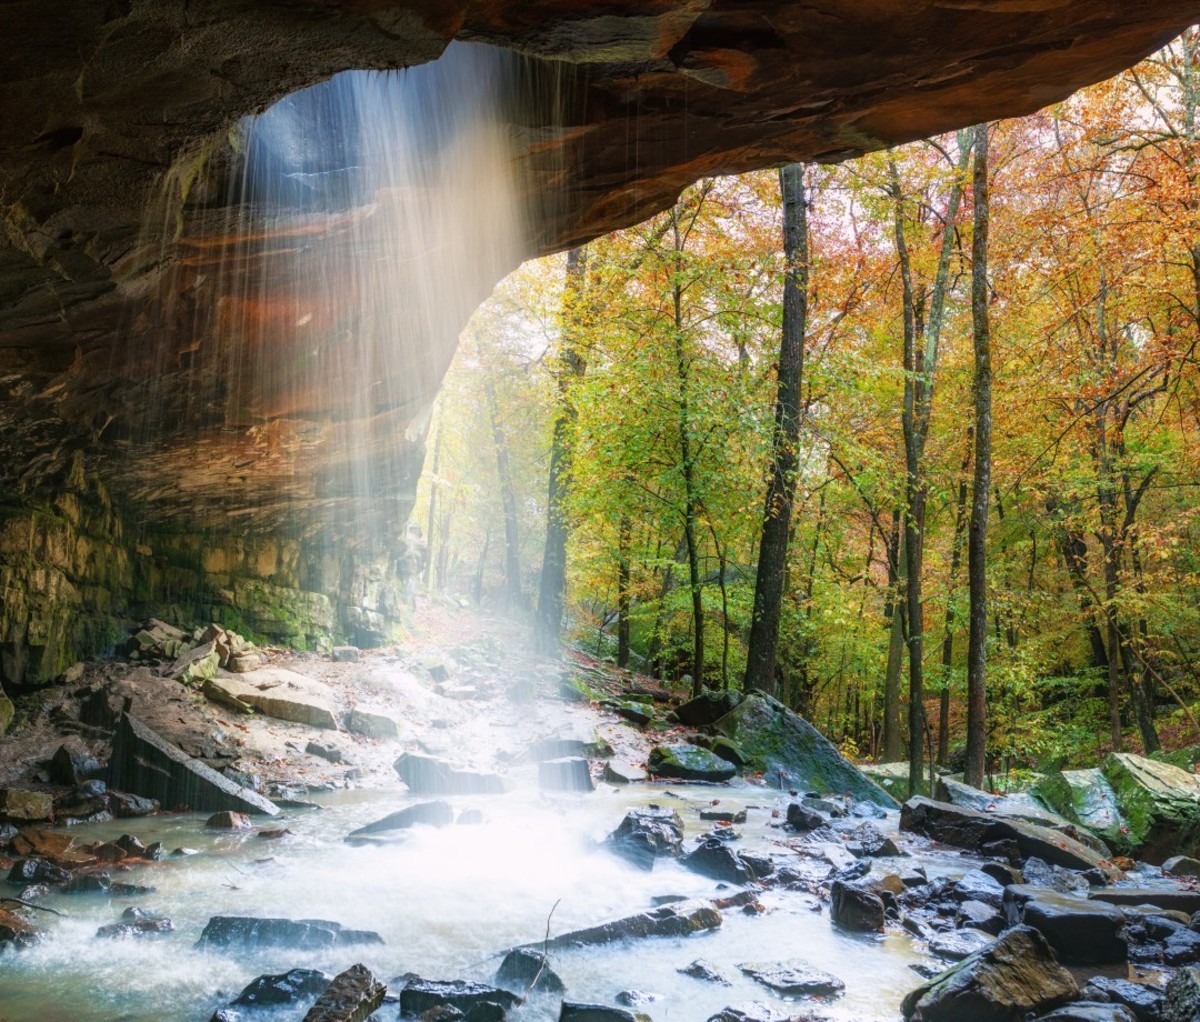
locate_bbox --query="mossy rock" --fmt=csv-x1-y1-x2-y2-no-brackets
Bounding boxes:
860,761,931,801
1033,768,1134,856
1151,746,1200,771
1101,752,1200,863
714,692,897,807
0,686,13,735
648,743,737,782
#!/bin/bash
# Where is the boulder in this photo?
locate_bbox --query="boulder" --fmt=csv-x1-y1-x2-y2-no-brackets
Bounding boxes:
8,856,71,886
0,685,13,735
171,642,221,685
713,692,896,805
346,800,454,840
49,745,101,786
603,760,648,784
648,743,737,782
937,778,1109,856
206,811,253,830
901,925,1078,1022
1166,967,1200,1022
679,959,731,984
495,948,565,994
559,1004,650,1022
683,837,754,883
204,669,338,729
331,646,360,662
1033,1006,1137,1022
107,714,279,816
705,1004,794,1022
1035,769,1134,856
604,699,654,726
1102,753,1200,864
0,789,53,821
196,916,383,950
540,898,721,949
1165,855,1200,879
1091,888,1200,915
303,964,386,1022
1001,886,1127,964
900,797,1116,876
930,929,996,961
605,806,685,870
786,802,825,831
738,959,844,997
675,690,745,727
343,709,400,739
538,758,594,793
399,979,518,1017
830,879,885,932
0,906,40,948
394,753,507,796
1080,977,1165,1021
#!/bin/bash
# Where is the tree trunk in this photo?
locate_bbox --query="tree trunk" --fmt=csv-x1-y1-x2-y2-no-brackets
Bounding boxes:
533,246,589,652
485,374,523,612
617,512,632,668
882,513,906,762
746,162,810,698
964,122,991,790
939,424,972,765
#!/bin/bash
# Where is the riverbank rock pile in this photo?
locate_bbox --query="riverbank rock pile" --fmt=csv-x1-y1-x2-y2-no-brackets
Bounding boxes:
129,619,265,680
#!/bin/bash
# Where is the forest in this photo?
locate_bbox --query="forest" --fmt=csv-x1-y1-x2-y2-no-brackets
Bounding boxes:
418,28,1200,785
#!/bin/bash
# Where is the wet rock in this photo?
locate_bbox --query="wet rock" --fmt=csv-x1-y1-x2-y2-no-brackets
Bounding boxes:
1002,886,1127,964
605,806,684,870
0,788,53,821
541,898,721,949
494,948,565,994
713,692,896,805
614,991,659,1008
538,758,594,793
400,979,518,1017
786,802,825,831
705,1004,795,1022
830,879,885,932
1021,857,1088,893
675,690,745,727
937,778,1093,843
347,800,455,841
701,808,748,824
980,862,1024,887
197,916,383,950
649,743,736,782
394,753,507,796
683,836,755,883
303,964,386,1022
1094,889,1200,915
901,925,1078,1022
7,857,70,886
900,797,1115,876
1164,928,1200,965
1102,753,1200,864
107,714,279,816
738,959,845,997
956,899,1006,935
559,1004,650,1022
234,968,331,1006
709,738,748,767
1035,768,1134,857
603,760,648,784
929,928,995,961
1164,856,1200,879
860,761,932,802
332,646,360,662
1033,1005,1137,1022
1080,976,1165,1021
343,708,400,739
11,828,80,860
62,873,155,896
96,916,175,938
206,811,253,830
951,869,1005,908
0,906,40,948
840,820,902,857
679,959,731,984
108,791,159,817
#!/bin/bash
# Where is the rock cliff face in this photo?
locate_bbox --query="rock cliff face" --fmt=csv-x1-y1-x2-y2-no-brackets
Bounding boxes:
0,1,1195,689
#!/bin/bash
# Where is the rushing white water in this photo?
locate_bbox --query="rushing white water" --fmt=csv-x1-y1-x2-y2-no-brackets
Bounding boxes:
1,778,933,1022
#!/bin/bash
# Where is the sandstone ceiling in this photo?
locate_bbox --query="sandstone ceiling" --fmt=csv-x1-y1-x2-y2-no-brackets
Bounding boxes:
0,0,1197,545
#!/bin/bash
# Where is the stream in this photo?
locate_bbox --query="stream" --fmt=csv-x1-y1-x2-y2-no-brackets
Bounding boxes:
0,779,947,1021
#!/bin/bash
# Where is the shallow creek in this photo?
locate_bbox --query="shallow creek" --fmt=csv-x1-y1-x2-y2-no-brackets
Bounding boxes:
0,773,975,1022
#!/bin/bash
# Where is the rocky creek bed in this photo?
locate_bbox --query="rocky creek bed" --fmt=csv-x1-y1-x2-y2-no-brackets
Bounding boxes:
5,606,1200,1022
